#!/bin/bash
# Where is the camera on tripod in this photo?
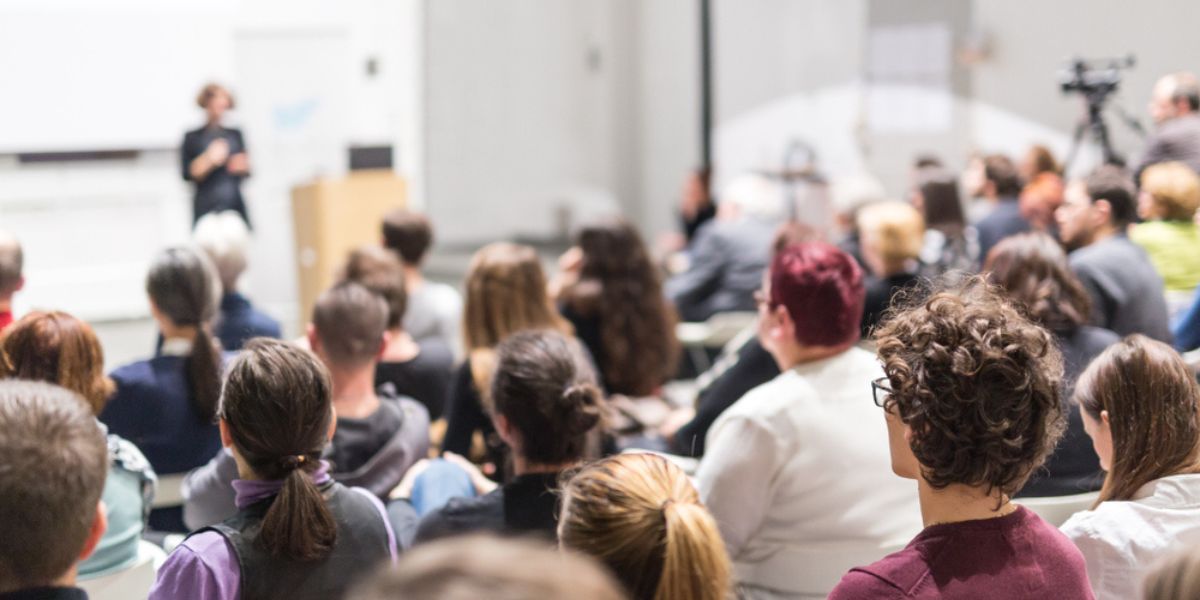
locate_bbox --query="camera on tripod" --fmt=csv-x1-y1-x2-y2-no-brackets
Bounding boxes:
1057,54,1142,168
1059,55,1136,99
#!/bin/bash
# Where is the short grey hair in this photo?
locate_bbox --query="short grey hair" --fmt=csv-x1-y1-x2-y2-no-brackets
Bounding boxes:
193,211,250,292
720,174,786,222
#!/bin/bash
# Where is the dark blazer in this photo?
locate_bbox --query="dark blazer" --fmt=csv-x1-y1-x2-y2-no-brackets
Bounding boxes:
1069,233,1173,343
1019,325,1120,497
673,336,780,457
666,217,776,322
214,292,281,351
181,125,250,225
100,354,222,532
974,197,1031,261
861,271,922,337
412,472,561,544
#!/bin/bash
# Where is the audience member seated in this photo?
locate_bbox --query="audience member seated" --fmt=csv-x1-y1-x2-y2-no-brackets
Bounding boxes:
0,381,109,600
829,278,1093,599
340,246,453,420
381,209,464,357
441,242,573,474
0,230,21,333
1056,166,1173,342
100,246,224,532
0,312,156,580
1018,144,1066,233
554,218,679,396
1060,336,1200,600
193,211,281,350
912,167,979,277
349,535,625,600
857,201,925,336
665,224,814,456
1143,543,1200,600
665,174,785,321
1135,71,1200,179
1131,161,1200,314
695,242,921,599
560,453,732,600
182,283,430,529
409,330,603,543
150,340,396,600
972,154,1031,260
985,233,1117,496
829,173,887,270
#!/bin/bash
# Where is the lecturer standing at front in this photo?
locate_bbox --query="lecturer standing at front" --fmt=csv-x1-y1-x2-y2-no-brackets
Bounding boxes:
182,83,251,226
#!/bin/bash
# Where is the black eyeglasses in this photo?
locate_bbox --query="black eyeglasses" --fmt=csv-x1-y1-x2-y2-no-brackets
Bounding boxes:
871,377,892,408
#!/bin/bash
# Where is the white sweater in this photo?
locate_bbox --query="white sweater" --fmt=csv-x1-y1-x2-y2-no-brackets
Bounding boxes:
695,346,922,598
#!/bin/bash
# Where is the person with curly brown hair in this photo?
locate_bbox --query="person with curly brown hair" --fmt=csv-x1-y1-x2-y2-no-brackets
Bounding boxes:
829,278,1093,599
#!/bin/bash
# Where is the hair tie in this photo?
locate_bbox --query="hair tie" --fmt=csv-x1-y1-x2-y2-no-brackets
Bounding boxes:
282,454,308,470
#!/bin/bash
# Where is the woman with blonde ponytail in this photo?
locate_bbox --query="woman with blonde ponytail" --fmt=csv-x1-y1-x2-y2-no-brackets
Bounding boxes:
560,453,732,600
148,339,396,600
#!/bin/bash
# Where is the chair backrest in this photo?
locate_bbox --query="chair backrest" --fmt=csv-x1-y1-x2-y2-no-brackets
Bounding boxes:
1017,491,1100,527
78,540,166,600
151,473,186,509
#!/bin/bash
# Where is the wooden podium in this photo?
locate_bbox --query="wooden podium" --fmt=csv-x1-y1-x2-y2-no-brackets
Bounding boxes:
291,170,406,328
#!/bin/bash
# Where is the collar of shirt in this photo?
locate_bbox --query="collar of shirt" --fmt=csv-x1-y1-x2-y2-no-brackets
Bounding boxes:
1132,472,1200,506
232,460,333,510
160,337,194,357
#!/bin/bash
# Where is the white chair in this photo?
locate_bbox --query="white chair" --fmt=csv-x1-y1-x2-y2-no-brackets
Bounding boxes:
676,312,758,371
150,473,186,510
78,540,167,600
1017,491,1099,527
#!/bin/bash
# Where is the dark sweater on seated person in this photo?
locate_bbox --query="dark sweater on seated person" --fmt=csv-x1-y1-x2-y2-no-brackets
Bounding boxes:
374,338,454,420
412,471,562,544
214,292,281,351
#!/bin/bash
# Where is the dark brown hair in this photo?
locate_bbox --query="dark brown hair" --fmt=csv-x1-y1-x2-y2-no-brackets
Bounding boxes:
491,330,603,465
876,277,1066,497
312,282,388,367
196,82,235,109
0,311,115,415
563,219,680,396
1074,335,1200,505
1085,165,1138,227
0,381,107,592
221,339,337,561
339,245,407,330
349,535,625,600
916,167,966,233
381,209,434,266
147,247,222,423
984,154,1022,197
984,232,1092,334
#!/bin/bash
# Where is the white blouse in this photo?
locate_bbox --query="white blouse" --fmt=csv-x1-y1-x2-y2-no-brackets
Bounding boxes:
695,346,922,597
1060,473,1200,600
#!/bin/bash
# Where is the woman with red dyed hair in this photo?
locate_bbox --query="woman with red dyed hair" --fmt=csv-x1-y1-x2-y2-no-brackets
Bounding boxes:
694,241,922,598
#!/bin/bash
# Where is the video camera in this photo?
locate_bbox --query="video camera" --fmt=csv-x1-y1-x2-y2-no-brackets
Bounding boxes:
1059,55,1136,100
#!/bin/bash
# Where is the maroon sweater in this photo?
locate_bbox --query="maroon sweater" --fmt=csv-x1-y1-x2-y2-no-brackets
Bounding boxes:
829,506,1094,599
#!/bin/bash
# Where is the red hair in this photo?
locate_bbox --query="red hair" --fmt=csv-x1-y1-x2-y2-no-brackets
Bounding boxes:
769,242,865,347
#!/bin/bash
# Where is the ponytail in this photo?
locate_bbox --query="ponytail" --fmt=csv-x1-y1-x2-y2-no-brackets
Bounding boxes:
258,457,338,562
186,327,222,422
221,339,339,562
658,502,730,600
560,453,733,600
